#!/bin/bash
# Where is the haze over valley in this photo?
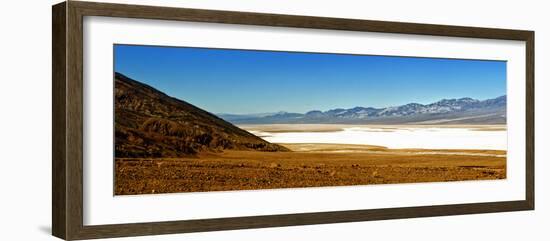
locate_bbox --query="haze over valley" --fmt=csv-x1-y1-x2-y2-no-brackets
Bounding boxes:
217,95,506,125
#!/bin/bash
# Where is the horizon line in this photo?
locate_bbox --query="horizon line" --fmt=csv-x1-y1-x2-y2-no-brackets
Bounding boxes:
216,94,507,116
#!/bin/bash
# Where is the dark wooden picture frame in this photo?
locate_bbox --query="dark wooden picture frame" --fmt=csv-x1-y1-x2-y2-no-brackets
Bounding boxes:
52,1,534,240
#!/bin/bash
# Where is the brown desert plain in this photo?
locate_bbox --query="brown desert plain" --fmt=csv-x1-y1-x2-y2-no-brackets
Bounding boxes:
113,73,506,195
115,137,506,195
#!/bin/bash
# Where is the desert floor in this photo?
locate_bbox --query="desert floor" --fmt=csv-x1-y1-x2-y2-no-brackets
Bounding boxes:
115,142,506,195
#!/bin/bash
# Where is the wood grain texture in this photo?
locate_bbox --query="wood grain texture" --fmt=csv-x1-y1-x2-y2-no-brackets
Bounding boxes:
525,32,535,209
51,1,535,240
71,1,532,40
74,201,530,240
52,2,67,239
66,2,85,240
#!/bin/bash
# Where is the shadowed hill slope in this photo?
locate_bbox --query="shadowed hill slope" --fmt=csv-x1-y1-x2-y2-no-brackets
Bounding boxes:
114,73,289,158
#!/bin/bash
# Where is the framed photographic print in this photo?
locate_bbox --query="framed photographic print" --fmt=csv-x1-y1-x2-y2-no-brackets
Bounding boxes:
52,1,534,240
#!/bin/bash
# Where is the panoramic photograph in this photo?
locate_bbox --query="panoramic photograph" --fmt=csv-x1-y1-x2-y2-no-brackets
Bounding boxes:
113,44,507,195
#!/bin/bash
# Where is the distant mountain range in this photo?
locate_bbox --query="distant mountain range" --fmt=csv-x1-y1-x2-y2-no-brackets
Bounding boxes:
218,95,506,125
114,73,288,158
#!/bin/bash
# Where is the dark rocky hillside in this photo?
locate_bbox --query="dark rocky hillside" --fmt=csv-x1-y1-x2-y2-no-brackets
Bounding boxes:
114,73,288,158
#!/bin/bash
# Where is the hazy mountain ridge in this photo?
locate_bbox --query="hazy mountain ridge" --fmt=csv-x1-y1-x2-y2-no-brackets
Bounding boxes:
218,95,506,124
114,73,288,158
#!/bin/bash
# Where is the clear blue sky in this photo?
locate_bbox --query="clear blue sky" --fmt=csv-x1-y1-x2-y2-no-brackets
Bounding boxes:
114,44,506,114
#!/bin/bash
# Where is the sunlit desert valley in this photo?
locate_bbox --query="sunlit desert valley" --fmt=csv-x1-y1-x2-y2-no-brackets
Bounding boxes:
114,73,506,195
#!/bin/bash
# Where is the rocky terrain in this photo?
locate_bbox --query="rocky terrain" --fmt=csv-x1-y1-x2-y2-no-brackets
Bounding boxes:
114,72,288,158
116,145,505,194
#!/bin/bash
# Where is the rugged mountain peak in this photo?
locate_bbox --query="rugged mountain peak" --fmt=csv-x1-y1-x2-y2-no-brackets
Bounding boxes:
218,95,506,125
458,97,476,102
